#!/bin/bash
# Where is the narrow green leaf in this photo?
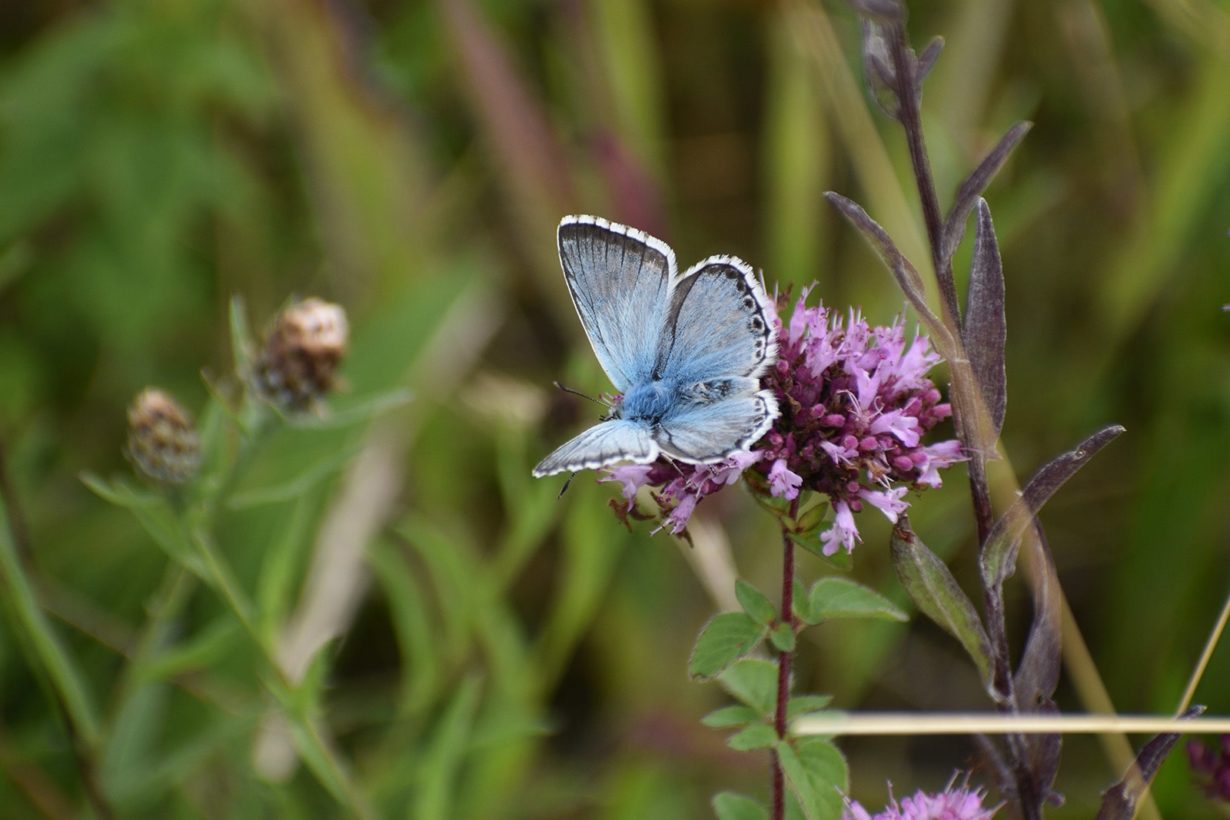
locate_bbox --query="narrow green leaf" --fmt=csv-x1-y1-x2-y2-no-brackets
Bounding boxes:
689,612,766,680
714,792,769,820
415,676,482,820
890,519,994,689
806,577,907,625
727,723,779,751
286,388,413,431
776,738,849,820
701,704,762,728
718,658,779,718
769,622,797,652
736,579,779,626
791,500,829,535
229,294,255,378
135,620,241,683
787,694,834,720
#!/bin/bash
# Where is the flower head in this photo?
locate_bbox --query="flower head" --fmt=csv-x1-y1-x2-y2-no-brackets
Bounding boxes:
601,288,962,546
843,775,999,820
253,298,349,413
126,388,201,486
751,290,961,553
1188,735,1230,802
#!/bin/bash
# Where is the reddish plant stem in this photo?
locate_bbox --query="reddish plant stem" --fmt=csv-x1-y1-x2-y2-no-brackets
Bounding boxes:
771,497,800,820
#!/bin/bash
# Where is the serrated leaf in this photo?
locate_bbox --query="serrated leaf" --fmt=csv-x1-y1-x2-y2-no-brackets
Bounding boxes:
690,613,766,680
941,121,1032,266
787,694,834,720
718,659,779,717
806,577,907,625
824,192,953,356
980,425,1125,589
702,705,762,729
736,579,778,626
769,622,797,652
777,737,848,820
890,518,994,691
713,792,769,820
727,723,780,751
963,199,1007,443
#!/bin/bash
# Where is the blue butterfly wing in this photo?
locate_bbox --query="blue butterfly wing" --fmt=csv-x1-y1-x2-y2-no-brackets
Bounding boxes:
557,215,676,392
654,256,777,385
656,390,779,463
532,419,659,477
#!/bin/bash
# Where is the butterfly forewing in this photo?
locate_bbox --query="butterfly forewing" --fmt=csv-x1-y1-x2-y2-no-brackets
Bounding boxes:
657,390,779,463
557,216,676,392
654,257,777,386
531,419,659,477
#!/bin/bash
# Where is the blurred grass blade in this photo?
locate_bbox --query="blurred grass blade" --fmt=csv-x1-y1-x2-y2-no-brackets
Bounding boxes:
414,676,482,820
228,446,360,509
963,198,1007,441
941,121,1032,265
368,538,440,717
285,388,413,431
890,517,994,693
980,425,1126,589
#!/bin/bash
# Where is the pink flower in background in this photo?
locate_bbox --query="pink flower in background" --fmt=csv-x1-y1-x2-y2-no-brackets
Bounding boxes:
1188,735,1230,802
843,776,999,820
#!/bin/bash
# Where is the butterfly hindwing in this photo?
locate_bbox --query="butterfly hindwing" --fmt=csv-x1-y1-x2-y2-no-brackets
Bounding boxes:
654,256,776,386
657,389,779,463
557,215,676,392
531,419,659,477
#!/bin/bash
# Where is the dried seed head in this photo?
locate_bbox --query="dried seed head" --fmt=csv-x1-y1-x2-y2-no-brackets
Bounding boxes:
126,388,201,485
253,298,349,412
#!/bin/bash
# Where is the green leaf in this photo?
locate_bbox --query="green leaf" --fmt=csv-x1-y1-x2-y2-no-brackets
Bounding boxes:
727,723,779,751
701,705,762,728
286,388,413,431
227,444,360,509
689,612,766,680
791,499,828,535
791,578,811,623
890,519,994,690
769,622,797,652
776,737,849,820
736,579,778,626
135,620,241,683
713,792,769,820
791,533,854,572
415,676,482,820
718,658,779,717
805,577,908,625
787,694,834,720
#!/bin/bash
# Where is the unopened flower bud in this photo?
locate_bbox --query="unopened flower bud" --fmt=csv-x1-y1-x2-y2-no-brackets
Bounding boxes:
126,389,200,485
253,298,349,412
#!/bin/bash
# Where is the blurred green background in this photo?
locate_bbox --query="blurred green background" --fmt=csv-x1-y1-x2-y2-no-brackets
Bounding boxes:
1,0,1228,817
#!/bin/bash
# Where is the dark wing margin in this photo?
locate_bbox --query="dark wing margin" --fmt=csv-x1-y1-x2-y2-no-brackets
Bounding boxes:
557,215,677,392
654,255,778,385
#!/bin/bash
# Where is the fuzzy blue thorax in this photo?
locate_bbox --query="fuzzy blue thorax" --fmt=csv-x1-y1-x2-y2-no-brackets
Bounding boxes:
619,378,680,424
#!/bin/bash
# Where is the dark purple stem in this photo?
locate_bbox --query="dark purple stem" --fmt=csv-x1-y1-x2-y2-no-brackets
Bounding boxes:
772,497,800,820
885,17,1039,819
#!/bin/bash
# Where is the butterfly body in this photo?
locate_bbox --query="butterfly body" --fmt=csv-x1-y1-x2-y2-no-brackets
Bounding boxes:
533,215,780,478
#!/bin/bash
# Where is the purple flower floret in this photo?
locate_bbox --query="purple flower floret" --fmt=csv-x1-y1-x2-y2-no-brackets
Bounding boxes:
843,776,999,820
1188,735,1230,802
601,288,963,552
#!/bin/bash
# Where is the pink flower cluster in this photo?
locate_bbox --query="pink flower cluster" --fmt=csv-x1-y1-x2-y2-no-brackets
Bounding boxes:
842,778,999,820
602,289,963,553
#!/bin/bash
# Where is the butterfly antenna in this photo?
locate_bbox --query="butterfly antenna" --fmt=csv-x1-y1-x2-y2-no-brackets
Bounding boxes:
558,473,576,499
553,381,606,407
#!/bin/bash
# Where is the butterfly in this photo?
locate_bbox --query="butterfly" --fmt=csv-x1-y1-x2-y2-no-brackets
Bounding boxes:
533,215,780,478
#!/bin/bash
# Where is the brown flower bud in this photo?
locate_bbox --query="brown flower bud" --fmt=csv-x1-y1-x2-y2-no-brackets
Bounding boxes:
253,298,349,412
126,389,201,485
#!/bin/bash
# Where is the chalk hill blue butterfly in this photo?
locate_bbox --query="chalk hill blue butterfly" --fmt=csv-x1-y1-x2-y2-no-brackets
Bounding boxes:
533,215,780,477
